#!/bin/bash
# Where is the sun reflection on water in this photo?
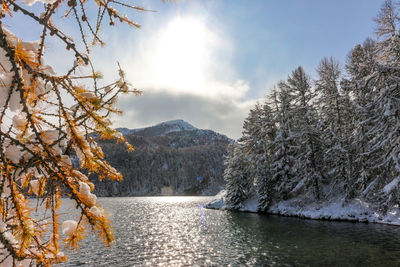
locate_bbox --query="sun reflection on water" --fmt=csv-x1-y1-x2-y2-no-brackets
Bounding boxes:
57,197,400,267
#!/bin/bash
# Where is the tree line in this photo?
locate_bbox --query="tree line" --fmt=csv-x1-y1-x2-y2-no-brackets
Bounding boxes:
224,0,400,214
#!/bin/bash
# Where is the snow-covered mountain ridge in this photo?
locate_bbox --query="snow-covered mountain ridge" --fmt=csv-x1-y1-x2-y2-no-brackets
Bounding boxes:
117,119,196,135
116,119,233,146
116,120,233,142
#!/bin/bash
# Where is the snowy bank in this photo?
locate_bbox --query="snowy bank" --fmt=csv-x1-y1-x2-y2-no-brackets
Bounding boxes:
206,190,400,226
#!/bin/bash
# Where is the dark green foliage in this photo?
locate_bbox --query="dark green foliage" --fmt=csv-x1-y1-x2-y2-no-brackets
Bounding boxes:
90,124,232,196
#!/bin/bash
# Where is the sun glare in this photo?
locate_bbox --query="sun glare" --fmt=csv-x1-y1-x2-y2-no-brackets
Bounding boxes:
151,17,214,92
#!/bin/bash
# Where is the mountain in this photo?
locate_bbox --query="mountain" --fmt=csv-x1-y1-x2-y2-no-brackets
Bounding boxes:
116,119,197,136
91,120,233,196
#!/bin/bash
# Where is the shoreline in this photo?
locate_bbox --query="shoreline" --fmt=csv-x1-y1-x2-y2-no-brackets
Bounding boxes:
206,191,400,226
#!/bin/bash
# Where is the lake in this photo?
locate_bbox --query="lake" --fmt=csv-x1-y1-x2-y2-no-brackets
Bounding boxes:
57,197,400,266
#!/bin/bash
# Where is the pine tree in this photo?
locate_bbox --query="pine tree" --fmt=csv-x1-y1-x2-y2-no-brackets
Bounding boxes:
342,38,377,198
286,66,325,200
256,102,277,211
224,144,251,210
270,87,297,200
315,57,355,199
220,0,400,218
238,103,277,211
239,103,262,191
360,0,400,212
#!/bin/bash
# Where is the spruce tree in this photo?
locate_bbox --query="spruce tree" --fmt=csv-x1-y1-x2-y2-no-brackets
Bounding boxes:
224,144,251,210
256,103,277,212
315,57,354,199
342,39,377,198
287,66,325,200
222,0,400,216
361,0,400,212
267,87,295,201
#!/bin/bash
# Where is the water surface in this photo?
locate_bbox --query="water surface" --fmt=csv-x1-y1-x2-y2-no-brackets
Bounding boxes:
57,197,400,266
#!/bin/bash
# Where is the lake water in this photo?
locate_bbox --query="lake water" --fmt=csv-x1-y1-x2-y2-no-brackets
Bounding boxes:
57,197,400,266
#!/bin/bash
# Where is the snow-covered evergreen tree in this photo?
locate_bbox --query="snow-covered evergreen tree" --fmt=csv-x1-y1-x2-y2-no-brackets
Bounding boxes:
315,57,355,198
342,38,377,198
235,102,277,211
224,144,251,210
286,67,325,200
256,103,277,211
270,87,297,200
221,0,400,216
240,103,264,183
360,0,400,212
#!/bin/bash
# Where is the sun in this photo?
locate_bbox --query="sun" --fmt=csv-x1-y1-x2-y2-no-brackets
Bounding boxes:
150,16,214,92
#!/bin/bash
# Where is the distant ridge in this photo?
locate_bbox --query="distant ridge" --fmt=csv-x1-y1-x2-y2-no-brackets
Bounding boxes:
91,120,232,196
116,119,196,136
116,119,232,143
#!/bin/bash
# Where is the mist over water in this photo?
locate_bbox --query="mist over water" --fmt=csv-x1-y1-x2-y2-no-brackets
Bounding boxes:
57,197,400,266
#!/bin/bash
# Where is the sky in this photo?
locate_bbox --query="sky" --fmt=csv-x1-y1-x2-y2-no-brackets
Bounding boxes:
7,0,386,139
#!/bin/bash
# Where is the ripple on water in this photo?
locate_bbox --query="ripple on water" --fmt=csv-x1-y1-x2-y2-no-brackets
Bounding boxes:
57,197,400,266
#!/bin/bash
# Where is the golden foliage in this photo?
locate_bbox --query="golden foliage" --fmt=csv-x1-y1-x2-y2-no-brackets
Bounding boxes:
64,223,87,251
13,40,40,69
0,0,164,265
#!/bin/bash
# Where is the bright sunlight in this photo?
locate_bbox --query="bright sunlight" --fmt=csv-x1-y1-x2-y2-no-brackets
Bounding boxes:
150,16,215,92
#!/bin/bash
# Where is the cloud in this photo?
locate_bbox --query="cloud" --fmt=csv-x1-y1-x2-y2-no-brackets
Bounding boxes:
114,87,255,139
92,14,259,139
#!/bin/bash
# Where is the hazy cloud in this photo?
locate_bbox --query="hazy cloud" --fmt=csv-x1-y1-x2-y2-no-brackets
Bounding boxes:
88,14,262,139
114,88,255,139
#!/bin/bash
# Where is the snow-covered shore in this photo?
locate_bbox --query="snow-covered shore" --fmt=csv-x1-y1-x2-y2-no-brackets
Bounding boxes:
206,190,400,226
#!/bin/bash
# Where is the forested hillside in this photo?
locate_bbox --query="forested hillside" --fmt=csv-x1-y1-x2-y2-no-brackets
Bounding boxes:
223,1,400,216
90,120,232,196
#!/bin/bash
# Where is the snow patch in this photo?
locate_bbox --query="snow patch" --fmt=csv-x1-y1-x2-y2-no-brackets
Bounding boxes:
62,220,77,235
383,177,400,194
206,190,226,209
30,180,40,195
159,119,196,131
240,197,259,212
89,206,103,218
116,127,136,135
